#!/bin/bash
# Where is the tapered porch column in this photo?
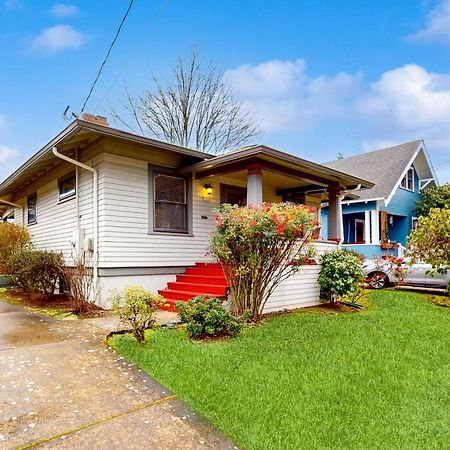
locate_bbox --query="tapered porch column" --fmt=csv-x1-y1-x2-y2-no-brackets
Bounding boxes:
247,164,263,206
327,185,343,241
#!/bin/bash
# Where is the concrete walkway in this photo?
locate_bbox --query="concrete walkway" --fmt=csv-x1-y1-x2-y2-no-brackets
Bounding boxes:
0,299,235,449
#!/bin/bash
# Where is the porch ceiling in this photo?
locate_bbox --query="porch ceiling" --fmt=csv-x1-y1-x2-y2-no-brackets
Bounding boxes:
179,145,374,192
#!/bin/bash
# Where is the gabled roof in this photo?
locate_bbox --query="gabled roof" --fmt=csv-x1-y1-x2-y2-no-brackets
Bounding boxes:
323,140,437,204
0,119,214,198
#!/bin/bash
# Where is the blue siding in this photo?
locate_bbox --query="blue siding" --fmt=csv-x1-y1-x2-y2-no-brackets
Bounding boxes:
381,168,420,246
341,201,377,213
320,208,328,239
343,244,397,258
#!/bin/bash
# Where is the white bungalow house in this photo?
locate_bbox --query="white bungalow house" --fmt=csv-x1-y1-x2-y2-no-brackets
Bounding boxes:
0,115,373,312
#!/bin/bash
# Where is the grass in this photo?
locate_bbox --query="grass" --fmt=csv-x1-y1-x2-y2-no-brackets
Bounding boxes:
110,291,450,449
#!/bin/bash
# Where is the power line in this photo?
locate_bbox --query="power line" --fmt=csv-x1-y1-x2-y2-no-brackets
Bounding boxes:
80,0,135,114
93,0,169,112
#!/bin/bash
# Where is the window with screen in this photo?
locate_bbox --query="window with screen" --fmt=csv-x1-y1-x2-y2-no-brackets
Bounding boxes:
59,172,76,201
27,193,37,224
153,173,187,233
400,167,414,191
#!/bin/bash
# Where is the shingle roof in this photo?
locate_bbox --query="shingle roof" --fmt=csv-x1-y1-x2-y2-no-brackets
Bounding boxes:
322,140,422,201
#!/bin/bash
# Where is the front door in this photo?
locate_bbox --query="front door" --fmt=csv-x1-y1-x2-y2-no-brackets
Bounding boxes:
355,219,365,243
220,184,247,206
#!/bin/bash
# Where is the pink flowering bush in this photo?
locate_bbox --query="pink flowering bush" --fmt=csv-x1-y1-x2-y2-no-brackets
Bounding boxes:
210,203,318,318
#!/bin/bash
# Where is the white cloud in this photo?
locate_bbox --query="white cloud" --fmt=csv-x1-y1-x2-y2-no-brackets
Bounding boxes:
225,59,362,132
225,58,450,164
49,3,79,18
30,25,86,55
358,64,450,151
0,145,18,163
406,0,450,46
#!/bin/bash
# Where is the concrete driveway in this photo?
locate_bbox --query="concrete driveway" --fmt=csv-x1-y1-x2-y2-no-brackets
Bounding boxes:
0,299,235,449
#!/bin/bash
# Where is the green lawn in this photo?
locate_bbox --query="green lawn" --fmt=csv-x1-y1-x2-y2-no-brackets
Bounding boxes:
110,291,450,449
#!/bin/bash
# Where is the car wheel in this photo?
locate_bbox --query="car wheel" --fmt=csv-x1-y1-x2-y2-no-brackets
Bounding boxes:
368,271,388,289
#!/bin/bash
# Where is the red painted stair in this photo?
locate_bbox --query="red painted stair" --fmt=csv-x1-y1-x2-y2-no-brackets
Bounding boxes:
158,262,229,312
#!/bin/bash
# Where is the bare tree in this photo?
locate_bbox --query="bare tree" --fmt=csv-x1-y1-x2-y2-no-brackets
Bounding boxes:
111,49,260,154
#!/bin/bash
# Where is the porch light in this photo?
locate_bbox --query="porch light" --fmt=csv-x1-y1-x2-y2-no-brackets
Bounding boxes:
204,183,213,195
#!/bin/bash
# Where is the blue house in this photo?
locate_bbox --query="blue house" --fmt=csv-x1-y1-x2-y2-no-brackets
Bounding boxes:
320,140,438,258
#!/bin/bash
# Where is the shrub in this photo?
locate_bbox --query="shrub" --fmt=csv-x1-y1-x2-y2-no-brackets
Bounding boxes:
210,203,318,318
0,223,30,273
176,296,243,339
60,252,96,314
8,249,64,295
318,249,364,303
408,208,450,273
109,285,164,343
415,184,450,217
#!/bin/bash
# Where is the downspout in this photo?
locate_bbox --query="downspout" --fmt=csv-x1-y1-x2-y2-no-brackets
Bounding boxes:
52,146,99,294
0,199,24,225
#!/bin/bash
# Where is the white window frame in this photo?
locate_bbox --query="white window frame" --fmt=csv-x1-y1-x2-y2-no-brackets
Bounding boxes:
411,216,418,230
58,171,76,202
400,167,414,192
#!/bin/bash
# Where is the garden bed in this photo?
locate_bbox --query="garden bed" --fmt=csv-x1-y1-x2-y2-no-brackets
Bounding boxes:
0,289,108,320
110,290,450,449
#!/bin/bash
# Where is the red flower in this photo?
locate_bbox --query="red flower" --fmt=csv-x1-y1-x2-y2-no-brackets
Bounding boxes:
276,223,286,234
309,207,317,213
249,220,257,227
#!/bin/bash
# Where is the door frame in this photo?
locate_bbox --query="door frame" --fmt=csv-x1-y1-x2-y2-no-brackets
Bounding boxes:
220,183,247,206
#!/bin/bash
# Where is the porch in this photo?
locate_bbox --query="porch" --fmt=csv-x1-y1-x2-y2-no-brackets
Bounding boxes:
152,145,373,312
341,209,406,258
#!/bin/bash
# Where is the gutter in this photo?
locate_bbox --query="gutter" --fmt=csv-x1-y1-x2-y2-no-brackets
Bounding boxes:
0,199,24,224
52,146,99,294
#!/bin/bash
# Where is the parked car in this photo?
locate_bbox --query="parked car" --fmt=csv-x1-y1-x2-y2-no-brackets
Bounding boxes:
362,258,450,289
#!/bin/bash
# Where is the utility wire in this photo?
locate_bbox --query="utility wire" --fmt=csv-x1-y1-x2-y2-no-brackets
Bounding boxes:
80,0,135,114
93,0,169,112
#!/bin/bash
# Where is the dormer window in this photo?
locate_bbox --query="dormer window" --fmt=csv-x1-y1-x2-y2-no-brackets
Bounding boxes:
401,167,414,192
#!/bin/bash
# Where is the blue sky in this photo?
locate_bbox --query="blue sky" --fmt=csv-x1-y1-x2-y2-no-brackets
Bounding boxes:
1,0,450,182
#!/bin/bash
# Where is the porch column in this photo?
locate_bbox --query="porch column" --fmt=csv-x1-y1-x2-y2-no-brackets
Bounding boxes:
246,165,263,206
370,210,380,244
327,185,343,241
364,211,371,244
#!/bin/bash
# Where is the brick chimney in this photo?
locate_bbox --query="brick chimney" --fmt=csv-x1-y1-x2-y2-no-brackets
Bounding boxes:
81,113,109,127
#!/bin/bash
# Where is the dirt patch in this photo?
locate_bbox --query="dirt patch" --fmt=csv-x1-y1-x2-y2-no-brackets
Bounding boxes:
2,289,109,320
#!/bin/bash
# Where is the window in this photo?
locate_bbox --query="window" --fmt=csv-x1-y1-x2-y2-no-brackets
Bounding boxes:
59,172,76,201
153,172,188,233
400,167,414,191
412,217,418,230
27,193,37,224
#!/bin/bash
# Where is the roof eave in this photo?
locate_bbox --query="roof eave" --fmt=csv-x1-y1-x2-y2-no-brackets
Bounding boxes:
179,144,374,190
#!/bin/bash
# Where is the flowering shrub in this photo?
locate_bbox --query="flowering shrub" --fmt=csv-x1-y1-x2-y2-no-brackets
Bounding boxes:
210,203,318,318
176,296,242,339
318,249,364,303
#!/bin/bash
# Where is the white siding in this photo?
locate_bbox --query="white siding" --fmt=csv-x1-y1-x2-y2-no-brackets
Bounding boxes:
10,158,97,263
264,240,339,313
98,153,283,268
